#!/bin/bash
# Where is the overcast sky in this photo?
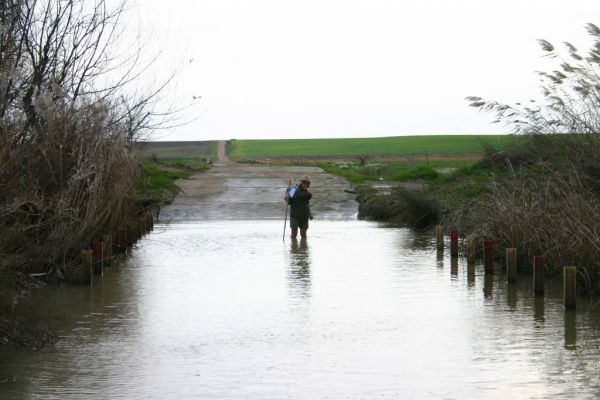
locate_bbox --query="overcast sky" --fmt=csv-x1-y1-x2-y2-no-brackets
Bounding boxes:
132,0,599,141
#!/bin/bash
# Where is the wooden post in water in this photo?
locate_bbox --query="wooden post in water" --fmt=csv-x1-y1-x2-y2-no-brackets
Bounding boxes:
533,256,545,295
483,239,493,274
564,266,577,310
81,249,93,285
467,236,476,266
506,248,517,283
436,225,444,252
450,229,458,258
92,240,103,275
103,234,113,267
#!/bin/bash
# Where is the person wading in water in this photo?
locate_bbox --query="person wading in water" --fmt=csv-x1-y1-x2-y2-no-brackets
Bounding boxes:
286,176,313,239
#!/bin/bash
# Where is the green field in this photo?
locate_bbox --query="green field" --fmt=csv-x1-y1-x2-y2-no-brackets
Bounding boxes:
229,135,516,158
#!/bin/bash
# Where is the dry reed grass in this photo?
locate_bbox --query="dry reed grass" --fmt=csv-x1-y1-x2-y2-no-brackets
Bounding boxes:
474,164,600,291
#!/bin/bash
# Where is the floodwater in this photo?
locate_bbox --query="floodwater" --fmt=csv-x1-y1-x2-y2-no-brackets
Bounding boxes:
2,220,600,399
3,162,600,399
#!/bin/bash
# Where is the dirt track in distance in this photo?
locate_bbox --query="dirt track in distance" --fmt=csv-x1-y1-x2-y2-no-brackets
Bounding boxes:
159,159,358,222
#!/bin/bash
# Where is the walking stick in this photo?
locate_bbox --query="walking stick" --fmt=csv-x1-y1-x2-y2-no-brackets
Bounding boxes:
283,178,291,241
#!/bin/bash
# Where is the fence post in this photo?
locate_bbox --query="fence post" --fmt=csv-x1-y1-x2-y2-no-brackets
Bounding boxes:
450,229,458,258
564,266,577,310
436,225,444,251
467,236,476,266
484,239,493,274
533,256,545,295
506,248,517,283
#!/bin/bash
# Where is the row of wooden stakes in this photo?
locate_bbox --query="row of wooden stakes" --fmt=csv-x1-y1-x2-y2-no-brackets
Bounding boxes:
80,212,154,285
436,225,577,310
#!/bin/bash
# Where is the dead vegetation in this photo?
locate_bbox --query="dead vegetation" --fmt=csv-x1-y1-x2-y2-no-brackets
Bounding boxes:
464,24,600,291
0,0,168,347
457,135,600,292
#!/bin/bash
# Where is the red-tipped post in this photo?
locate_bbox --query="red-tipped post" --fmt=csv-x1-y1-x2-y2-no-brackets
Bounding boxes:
450,229,458,258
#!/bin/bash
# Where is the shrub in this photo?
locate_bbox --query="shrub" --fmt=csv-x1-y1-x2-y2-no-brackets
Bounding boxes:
0,0,169,348
473,167,600,291
358,187,439,229
389,166,439,181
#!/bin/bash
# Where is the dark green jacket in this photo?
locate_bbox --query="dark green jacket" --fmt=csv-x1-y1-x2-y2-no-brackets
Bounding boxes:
290,186,312,220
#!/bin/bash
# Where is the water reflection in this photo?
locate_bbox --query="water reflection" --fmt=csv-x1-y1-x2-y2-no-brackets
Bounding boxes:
450,257,458,280
5,221,600,399
288,238,311,298
507,281,517,311
436,249,443,270
483,274,493,299
565,310,577,350
534,296,545,323
467,264,475,287
400,229,433,250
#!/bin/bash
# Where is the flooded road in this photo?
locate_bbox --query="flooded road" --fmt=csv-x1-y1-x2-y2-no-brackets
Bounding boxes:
2,164,600,399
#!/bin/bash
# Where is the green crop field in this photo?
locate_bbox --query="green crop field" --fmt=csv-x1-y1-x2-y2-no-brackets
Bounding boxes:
228,135,516,158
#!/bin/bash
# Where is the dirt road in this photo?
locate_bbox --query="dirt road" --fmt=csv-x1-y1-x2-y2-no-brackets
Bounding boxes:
159,160,358,222
216,140,229,162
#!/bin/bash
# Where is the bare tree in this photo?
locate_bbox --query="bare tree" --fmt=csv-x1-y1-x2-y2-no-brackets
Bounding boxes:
0,0,168,278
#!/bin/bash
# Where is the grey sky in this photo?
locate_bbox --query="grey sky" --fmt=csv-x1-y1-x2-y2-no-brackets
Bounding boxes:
133,0,599,140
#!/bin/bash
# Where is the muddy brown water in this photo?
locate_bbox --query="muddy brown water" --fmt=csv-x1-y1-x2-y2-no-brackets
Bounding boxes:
2,163,600,399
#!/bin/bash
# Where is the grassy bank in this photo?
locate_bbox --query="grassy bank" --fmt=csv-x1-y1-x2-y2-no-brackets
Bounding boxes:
136,159,209,205
345,134,600,294
229,135,516,158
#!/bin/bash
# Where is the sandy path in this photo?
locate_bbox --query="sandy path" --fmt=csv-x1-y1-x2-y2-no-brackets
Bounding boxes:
216,140,229,162
159,160,358,222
